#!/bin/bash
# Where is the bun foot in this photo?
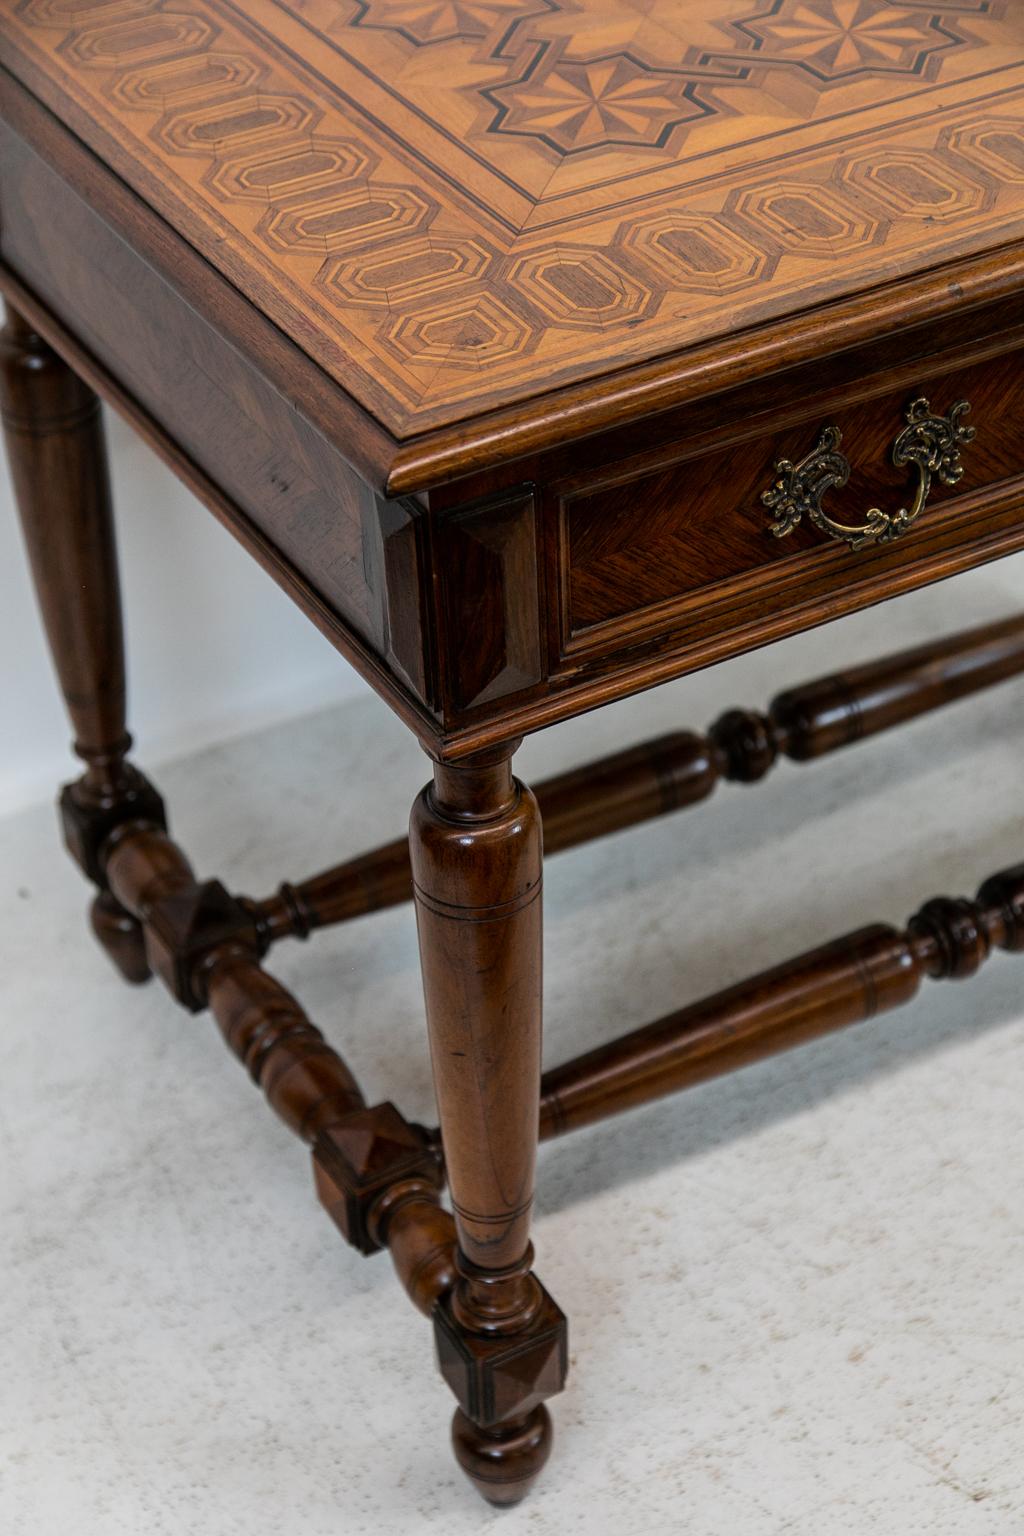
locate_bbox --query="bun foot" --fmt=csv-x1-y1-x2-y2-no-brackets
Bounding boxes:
90,890,150,983
451,1404,552,1506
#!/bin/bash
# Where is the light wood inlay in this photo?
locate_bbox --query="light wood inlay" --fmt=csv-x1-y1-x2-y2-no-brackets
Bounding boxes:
3,0,1024,437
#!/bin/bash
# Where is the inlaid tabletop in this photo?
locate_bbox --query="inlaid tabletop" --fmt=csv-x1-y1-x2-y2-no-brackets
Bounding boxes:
2,0,1024,439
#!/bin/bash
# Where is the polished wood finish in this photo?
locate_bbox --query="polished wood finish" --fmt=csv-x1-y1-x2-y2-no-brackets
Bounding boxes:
452,1403,555,1510
0,306,125,789
370,1181,458,1318
0,110,429,712
208,952,367,1140
89,889,152,986
86,750,566,1503
4,0,1024,442
410,754,543,1272
4,19,1024,762
0,301,156,980
2,74,1024,764
99,815,457,1312
537,864,1024,1139
765,612,1024,758
7,0,1024,1514
0,255,440,751
410,752,566,1503
558,353,1024,653
254,612,1024,941
256,842,416,943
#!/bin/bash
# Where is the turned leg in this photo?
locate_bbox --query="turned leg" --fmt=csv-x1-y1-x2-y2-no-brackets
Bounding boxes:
409,748,567,1506
0,303,162,980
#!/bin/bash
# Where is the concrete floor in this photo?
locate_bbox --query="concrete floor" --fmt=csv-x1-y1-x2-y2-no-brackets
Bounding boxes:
4,560,1024,1535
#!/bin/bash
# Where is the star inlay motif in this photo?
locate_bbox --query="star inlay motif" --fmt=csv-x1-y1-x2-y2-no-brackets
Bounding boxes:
485,51,714,155
349,0,542,48
736,0,962,80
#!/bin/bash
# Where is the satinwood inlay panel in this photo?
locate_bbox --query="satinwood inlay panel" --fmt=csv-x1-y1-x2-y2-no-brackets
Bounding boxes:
2,0,1023,438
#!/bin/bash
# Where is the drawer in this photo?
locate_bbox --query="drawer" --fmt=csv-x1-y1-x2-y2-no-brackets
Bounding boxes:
554,349,1024,668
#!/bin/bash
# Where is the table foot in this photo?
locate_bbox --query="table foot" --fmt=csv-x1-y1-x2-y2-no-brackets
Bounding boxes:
452,1405,553,1506
89,890,150,984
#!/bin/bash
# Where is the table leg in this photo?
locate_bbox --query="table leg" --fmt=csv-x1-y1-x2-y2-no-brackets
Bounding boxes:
0,302,162,980
409,748,568,1504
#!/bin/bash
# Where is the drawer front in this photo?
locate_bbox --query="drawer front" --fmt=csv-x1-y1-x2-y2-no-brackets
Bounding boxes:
556,350,1024,664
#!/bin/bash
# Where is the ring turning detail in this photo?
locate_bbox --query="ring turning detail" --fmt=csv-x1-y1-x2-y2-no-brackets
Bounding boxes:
763,397,976,551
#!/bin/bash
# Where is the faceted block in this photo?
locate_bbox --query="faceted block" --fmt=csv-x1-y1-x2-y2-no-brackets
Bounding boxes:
142,878,260,1011
60,765,166,887
312,1102,443,1256
434,1283,568,1429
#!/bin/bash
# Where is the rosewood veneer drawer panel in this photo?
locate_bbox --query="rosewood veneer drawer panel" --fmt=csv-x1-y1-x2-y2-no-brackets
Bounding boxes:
558,351,1024,665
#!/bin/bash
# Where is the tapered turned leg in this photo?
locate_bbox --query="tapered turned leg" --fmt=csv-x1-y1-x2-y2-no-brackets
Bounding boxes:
409,749,567,1506
0,303,162,979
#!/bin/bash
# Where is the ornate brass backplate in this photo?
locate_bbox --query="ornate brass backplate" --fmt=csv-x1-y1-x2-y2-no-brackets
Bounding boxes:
763,398,975,552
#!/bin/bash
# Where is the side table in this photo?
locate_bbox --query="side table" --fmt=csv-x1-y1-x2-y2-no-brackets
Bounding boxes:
3,0,1024,1506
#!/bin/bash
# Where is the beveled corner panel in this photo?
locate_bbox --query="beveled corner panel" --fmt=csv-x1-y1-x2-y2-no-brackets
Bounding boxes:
556,347,1024,665
434,488,543,717
367,495,438,711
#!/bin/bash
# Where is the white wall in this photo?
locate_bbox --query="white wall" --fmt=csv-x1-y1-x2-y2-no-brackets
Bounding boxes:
0,404,369,816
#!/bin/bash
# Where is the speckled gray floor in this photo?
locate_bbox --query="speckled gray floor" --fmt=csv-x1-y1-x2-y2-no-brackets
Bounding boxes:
4,561,1024,1535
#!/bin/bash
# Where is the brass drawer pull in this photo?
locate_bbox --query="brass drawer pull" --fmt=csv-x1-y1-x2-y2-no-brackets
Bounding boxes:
763,397,975,551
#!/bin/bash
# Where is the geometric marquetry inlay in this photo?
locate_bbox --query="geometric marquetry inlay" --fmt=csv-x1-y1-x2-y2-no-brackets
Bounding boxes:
3,0,1024,436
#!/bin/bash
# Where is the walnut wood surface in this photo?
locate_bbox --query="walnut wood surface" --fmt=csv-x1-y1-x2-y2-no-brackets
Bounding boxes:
3,0,1024,452
95,762,565,1500
105,823,366,1134
0,301,153,978
98,817,460,1315
537,863,1024,1138
0,306,127,793
15,63,1024,1502
0,117,391,656
95,810,458,1302
409,752,566,1502
8,244,1024,1506
561,352,1024,645
4,65,1024,761
253,612,1024,942
410,754,543,1272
